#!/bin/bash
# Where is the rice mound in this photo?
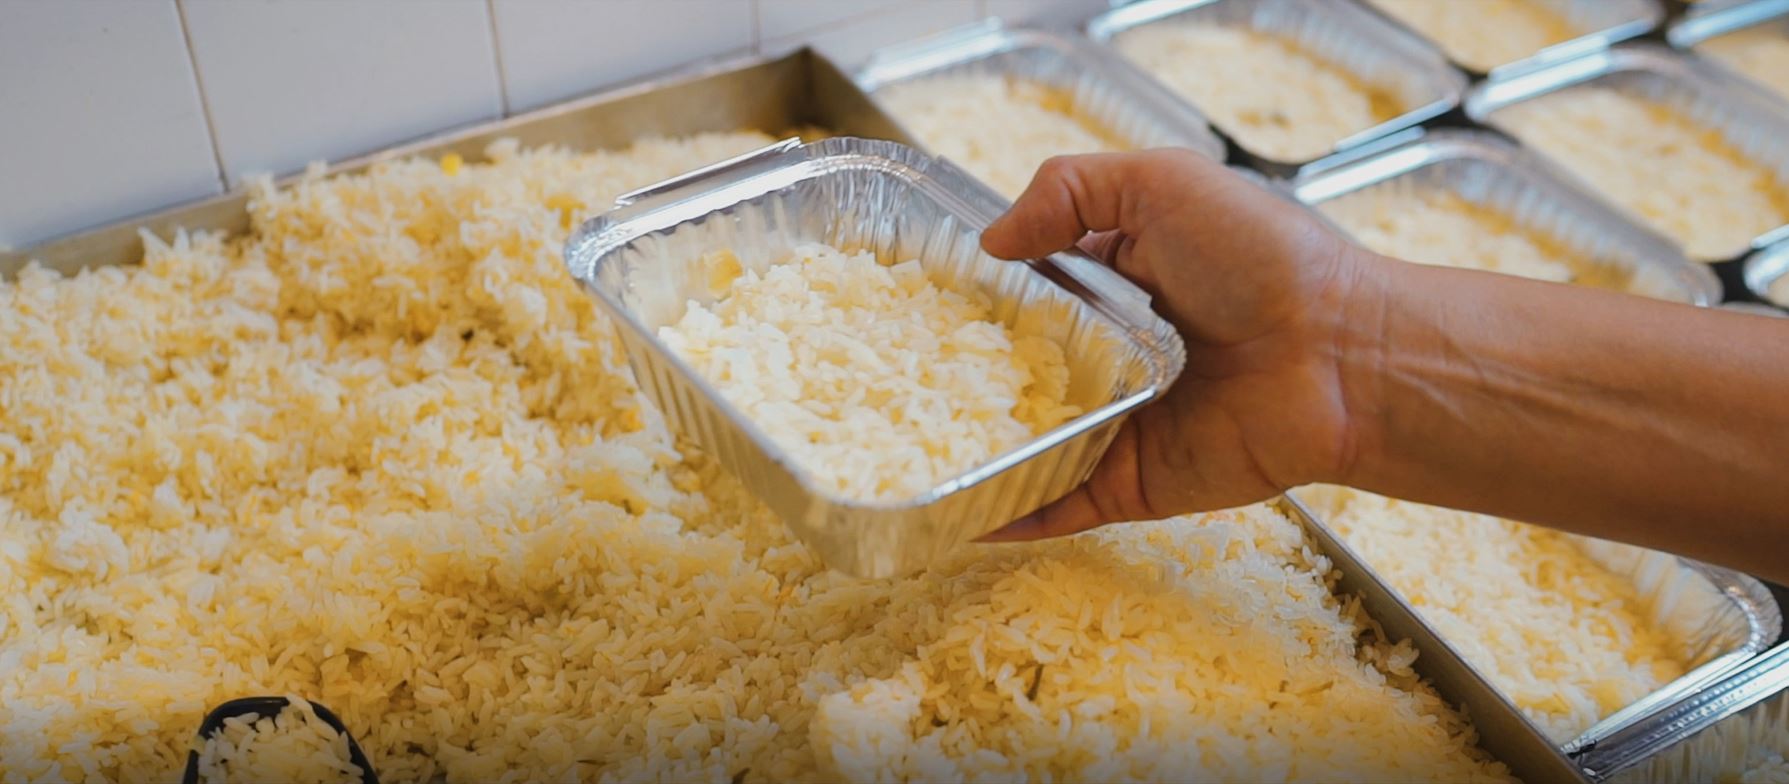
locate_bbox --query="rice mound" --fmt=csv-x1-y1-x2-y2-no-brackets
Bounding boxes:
0,131,1510,783
1115,22,1401,161
1366,0,1575,72
1496,86,1789,259
876,74,1127,199
658,243,1079,503
1298,486,1689,743
195,697,362,784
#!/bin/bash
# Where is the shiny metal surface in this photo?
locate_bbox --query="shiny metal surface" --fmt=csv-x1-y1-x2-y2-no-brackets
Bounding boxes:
1669,0,1789,107
1591,643,1789,782
1359,0,1662,79
1466,43,1789,263
1279,495,1594,784
856,20,1225,166
1086,0,1468,174
1289,127,1723,305
564,138,1186,578
1744,239,1789,307
1,48,915,277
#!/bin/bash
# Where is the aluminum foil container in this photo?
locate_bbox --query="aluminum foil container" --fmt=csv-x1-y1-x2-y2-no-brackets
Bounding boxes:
1361,0,1661,79
1288,127,1723,305
1086,0,1468,174
855,20,1226,168
563,137,1186,578
1466,43,1789,263
1587,642,1789,782
1279,481,1780,763
1669,0,1789,104
1745,239,1789,307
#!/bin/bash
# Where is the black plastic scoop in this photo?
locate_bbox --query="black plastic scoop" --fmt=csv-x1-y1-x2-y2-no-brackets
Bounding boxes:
180,696,379,784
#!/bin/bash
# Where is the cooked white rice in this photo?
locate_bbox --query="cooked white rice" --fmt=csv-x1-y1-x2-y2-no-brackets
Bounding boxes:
1320,187,1582,284
195,698,362,784
1366,0,1575,72
1297,486,1688,743
1700,24,1789,102
1114,21,1400,161
877,74,1127,200
0,131,1514,783
656,243,1079,503
1495,85,1789,259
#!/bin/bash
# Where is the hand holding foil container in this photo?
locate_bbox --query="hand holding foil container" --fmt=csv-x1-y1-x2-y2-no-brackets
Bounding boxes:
563,137,1186,578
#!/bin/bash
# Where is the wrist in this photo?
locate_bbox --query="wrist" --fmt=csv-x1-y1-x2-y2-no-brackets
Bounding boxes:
1320,248,1398,489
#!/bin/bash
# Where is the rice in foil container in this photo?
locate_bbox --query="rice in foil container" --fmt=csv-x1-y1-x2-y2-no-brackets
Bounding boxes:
1360,0,1661,78
1288,127,1722,305
1087,0,1467,174
1467,43,1789,263
563,137,1185,578
855,19,1226,186
1587,642,1789,782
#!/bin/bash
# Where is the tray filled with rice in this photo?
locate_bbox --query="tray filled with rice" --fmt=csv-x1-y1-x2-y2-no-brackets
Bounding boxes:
853,20,1224,200
1359,0,1661,78
1284,127,1783,771
1669,0,1789,105
1086,0,1467,174
0,45,1605,784
1289,127,1720,304
565,136,1187,578
1466,43,1789,263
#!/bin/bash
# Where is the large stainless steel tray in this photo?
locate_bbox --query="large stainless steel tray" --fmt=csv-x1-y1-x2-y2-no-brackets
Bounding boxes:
1,48,916,277
1086,0,1468,175
1466,43,1789,263
1359,0,1661,79
564,137,1185,579
1279,495,1593,783
1588,642,1789,782
0,36,1618,782
855,19,1225,185
1288,127,1722,306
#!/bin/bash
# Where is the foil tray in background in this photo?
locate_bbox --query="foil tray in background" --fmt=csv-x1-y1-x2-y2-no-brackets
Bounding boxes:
1744,239,1789,306
0,48,916,277
1466,43,1789,263
1276,496,1593,784
1288,127,1723,305
1668,0,1789,103
1358,0,1661,79
854,20,1226,171
1588,642,1789,782
1085,0,1468,175
564,137,1186,579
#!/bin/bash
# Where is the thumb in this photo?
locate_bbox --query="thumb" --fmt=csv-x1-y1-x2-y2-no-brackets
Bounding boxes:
980,152,1153,261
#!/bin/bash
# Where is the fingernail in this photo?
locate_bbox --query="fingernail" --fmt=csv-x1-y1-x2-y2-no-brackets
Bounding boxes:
975,514,1039,543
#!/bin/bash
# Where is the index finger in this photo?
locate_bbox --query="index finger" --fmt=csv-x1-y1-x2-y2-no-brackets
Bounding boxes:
978,149,1224,261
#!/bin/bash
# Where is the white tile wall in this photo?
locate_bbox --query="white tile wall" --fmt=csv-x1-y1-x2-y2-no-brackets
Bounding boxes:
986,0,1109,28
0,0,220,250
1,0,1060,250
492,0,754,114
762,0,982,68
181,0,503,184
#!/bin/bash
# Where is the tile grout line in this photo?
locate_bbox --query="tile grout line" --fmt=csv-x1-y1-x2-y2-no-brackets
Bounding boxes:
173,0,230,192
485,0,513,117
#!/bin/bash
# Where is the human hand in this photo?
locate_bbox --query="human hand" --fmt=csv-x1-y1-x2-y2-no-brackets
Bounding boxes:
979,149,1383,540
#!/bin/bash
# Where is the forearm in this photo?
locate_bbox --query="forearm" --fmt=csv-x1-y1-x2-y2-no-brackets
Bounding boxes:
1336,253,1789,581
